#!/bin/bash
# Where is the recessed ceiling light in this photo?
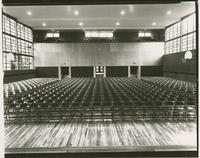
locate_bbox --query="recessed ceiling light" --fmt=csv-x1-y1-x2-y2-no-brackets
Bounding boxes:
120,10,125,15
27,11,32,16
74,10,79,16
116,22,120,26
152,22,156,26
42,23,46,27
79,22,83,26
166,10,172,15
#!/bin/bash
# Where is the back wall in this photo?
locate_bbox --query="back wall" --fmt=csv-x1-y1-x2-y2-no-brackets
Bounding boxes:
34,42,164,67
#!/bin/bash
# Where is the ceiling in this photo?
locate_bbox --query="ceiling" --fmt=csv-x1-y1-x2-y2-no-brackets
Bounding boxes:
3,2,195,30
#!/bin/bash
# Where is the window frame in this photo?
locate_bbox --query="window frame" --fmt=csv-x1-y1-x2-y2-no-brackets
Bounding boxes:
2,13,34,71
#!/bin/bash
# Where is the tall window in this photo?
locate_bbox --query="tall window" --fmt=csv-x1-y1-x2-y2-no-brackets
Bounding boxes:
165,13,196,54
2,13,34,71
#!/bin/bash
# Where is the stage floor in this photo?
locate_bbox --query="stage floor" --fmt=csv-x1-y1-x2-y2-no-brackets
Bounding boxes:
5,121,197,153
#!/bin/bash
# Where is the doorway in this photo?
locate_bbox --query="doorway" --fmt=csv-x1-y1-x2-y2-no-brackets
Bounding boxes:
61,67,69,78
130,66,138,77
95,66,104,77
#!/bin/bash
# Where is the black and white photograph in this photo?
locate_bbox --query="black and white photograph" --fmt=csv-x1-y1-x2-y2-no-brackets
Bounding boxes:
0,0,198,157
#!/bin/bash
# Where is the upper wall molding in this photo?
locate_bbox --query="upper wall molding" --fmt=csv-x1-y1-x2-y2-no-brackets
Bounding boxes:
2,0,188,6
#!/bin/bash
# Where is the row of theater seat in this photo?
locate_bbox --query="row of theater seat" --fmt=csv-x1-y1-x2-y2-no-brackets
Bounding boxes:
142,77,196,94
4,77,197,122
3,78,58,97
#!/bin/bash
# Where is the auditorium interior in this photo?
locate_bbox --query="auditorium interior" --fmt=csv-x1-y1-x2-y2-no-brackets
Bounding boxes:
1,0,198,157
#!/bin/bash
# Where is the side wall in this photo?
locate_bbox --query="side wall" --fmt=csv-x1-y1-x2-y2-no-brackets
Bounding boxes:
163,50,197,82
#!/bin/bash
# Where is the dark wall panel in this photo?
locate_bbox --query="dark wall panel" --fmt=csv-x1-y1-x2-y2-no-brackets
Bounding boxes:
71,67,93,77
163,50,197,81
164,72,196,82
36,67,58,78
4,70,36,83
141,66,163,76
163,50,197,74
106,66,128,77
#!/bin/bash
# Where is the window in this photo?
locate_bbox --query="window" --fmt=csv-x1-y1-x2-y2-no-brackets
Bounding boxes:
10,19,17,36
165,13,196,54
188,33,193,50
85,31,113,38
4,53,17,71
193,32,196,50
46,32,60,38
138,31,151,37
2,34,6,52
181,35,187,52
181,18,188,35
181,14,196,36
177,38,181,53
4,16,10,34
165,28,169,41
165,42,169,54
2,13,34,71
11,37,17,53
95,66,104,74
5,35,11,52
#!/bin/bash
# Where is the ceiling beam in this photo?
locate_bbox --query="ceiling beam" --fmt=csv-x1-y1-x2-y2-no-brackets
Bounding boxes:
2,0,187,6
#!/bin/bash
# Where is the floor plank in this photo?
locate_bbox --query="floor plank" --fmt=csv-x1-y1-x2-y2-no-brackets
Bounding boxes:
5,121,196,151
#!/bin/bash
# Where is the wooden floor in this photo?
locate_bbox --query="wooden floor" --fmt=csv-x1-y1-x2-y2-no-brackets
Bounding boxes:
5,121,197,153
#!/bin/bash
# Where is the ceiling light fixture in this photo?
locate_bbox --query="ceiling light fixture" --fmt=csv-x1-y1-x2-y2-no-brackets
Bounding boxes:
152,22,156,26
42,23,46,27
27,11,32,16
74,10,79,16
120,10,125,15
116,22,120,26
166,10,172,15
79,22,83,26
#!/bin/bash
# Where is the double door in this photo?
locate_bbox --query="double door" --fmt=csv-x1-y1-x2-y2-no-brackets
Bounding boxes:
95,66,104,77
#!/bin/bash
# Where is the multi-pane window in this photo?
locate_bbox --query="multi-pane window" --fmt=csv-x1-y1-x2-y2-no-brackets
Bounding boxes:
177,38,181,53
4,15,10,34
193,32,196,49
10,19,17,36
18,55,34,70
2,13,34,71
180,32,196,52
181,35,187,51
188,33,193,50
174,22,181,38
11,37,17,53
165,21,181,42
181,13,196,36
5,35,11,52
165,13,196,54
